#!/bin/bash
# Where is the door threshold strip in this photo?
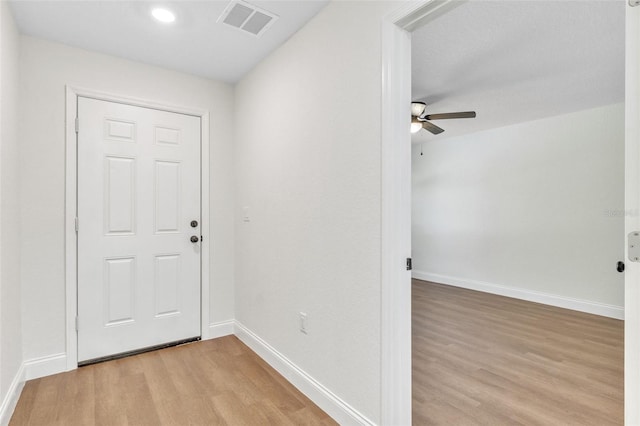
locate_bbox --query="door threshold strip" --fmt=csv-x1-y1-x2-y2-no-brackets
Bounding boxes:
78,336,201,366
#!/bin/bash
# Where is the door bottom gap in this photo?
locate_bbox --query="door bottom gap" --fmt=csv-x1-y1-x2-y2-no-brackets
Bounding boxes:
78,336,201,366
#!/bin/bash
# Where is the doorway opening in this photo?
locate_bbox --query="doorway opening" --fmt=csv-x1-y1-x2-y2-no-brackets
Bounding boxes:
409,0,626,423
381,0,640,424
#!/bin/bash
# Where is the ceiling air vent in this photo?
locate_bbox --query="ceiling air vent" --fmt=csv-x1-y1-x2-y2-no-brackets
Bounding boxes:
218,0,278,37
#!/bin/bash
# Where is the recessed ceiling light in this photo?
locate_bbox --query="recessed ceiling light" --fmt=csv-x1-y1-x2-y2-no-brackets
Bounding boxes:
152,8,176,23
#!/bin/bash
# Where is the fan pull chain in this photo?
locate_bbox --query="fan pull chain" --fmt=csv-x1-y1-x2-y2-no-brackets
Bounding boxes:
420,143,423,156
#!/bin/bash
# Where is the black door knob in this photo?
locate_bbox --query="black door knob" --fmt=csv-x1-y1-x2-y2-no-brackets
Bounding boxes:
190,235,199,243
617,261,625,273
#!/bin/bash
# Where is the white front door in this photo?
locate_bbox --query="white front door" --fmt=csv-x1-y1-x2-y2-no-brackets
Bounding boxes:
77,97,201,363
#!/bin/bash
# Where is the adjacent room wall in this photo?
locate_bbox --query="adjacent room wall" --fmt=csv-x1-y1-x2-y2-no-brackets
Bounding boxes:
412,103,625,315
0,0,23,421
234,1,397,423
18,36,235,364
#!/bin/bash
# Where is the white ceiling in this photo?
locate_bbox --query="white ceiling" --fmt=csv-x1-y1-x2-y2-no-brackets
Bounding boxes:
9,0,329,83
411,0,625,143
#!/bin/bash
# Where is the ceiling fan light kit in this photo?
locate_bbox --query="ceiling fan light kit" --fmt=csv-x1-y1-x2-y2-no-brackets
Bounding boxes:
411,102,427,117
410,101,476,135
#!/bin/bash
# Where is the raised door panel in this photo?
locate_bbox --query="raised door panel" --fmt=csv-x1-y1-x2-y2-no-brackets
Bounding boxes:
154,254,181,317
104,257,136,326
105,118,136,142
155,126,181,146
155,160,180,234
104,156,136,235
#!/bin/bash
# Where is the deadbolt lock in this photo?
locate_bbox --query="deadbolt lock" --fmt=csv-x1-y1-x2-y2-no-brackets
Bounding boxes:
190,220,198,228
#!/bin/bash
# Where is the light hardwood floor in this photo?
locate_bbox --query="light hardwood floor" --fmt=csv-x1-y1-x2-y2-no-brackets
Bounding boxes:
10,336,336,426
10,282,624,425
413,279,624,425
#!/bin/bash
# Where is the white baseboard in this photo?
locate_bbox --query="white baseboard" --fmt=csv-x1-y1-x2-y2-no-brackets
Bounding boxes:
24,353,67,381
233,321,375,426
0,353,68,424
413,271,624,320
206,320,235,340
0,362,25,426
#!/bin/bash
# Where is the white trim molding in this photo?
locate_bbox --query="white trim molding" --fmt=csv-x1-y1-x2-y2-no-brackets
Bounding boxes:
64,85,211,369
207,320,235,339
413,271,625,320
380,1,466,424
380,15,412,426
626,3,640,423
200,112,212,341
0,363,25,426
234,321,376,426
391,0,466,32
24,353,68,381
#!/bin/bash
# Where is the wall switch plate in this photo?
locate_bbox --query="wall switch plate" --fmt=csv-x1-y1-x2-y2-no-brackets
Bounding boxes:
299,312,308,334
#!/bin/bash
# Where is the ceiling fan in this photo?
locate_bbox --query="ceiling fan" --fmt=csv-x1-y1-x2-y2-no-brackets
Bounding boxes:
411,102,476,135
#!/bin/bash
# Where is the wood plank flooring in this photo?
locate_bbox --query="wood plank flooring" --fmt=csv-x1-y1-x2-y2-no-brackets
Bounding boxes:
413,279,624,425
10,282,624,425
10,336,336,426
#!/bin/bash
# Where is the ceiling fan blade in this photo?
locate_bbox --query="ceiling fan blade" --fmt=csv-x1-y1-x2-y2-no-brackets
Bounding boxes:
421,120,444,135
425,111,476,120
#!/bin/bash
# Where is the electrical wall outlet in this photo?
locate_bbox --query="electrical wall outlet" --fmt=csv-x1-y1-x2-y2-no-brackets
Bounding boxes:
299,312,308,334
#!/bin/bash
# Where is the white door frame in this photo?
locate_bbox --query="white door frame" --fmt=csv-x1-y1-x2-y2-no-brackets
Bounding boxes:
381,2,463,423
381,1,638,424
64,86,211,370
626,3,640,424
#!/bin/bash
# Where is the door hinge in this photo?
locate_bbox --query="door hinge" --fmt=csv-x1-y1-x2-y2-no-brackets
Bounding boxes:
75,316,79,332
406,258,412,271
75,217,79,233
75,117,79,134
629,232,640,262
